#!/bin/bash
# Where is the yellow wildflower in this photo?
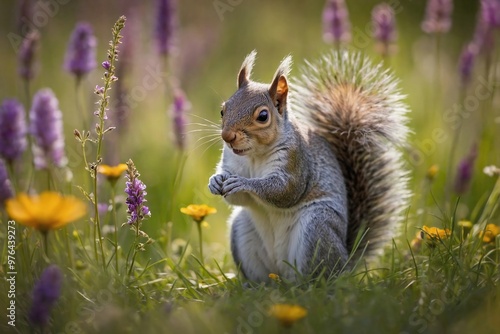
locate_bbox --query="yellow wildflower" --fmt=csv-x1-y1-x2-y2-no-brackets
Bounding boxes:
180,204,217,223
426,164,439,180
97,163,128,181
421,226,450,241
480,224,500,243
269,273,280,281
269,304,307,327
6,192,86,232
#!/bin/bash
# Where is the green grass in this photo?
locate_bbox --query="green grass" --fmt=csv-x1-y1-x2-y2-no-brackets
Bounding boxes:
1,0,500,333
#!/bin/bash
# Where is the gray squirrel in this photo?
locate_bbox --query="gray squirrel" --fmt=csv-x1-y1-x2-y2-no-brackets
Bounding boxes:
208,50,410,282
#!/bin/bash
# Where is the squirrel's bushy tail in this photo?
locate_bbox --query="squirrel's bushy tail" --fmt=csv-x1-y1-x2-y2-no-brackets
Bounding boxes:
294,51,410,259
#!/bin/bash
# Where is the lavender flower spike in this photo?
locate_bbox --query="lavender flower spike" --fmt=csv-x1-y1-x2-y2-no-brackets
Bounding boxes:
64,22,97,78
458,43,478,87
155,0,176,56
29,265,63,327
0,98,27,163
322,0,351,44
0,160,13,206
30,88,67,169
481,0,500,28
421,0,453,34
454,144,477,195
171,89,190,150
18,30,40,80
125,160,150,226
473,0,500,55
372,3,397,56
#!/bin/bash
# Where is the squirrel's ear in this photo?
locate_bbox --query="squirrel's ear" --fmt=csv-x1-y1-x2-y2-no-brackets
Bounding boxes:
269,55,292,115
238,50,257,89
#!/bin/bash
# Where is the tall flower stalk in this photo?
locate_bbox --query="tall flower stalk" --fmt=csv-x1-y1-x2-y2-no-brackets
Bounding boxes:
75,16,126,269
18,30,39,105
0,98,27,188
64,22,97,129
322,0,351,46
124,159,152,278
30,88,67,190
372,3,397,59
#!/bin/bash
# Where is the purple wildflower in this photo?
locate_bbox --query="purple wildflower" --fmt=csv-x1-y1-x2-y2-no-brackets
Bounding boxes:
0,160,13,206
0,99,27,163
171,89,190,150
472,0,500,54
17,0,33,36
481,0,500,28
125,160,150,226
421,0,453,34
18,30,39,80
458,43,478,86
29,265,63,327
372,3,397,56
454,144,478,195
30,88,67,169
155,0,176,56
64,22,97,78
322,0,351,44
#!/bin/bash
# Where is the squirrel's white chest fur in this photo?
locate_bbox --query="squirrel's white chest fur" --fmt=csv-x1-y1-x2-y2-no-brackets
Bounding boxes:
221,147,307,275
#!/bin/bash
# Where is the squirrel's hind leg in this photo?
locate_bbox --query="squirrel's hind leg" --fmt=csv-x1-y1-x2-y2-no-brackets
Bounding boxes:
230,208,274,282
296,204,349,278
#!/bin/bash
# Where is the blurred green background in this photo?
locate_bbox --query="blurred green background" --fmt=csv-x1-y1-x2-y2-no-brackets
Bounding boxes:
0,0,497,255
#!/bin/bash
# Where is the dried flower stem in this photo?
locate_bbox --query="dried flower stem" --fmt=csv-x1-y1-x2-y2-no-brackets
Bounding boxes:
89,16,126,268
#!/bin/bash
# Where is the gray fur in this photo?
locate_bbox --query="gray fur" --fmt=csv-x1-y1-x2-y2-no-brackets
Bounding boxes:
209,50,410,282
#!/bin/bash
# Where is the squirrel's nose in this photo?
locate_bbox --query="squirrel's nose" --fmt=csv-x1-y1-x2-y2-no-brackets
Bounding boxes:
221,129,237,144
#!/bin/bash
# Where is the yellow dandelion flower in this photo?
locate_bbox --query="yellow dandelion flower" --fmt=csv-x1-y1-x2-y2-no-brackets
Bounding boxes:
180,204,217,223
421,226,451,241
269,304,307,327
480,224,500,243
6,192,86,232
97,163,128,181
269,273,280,281
426,164,439,180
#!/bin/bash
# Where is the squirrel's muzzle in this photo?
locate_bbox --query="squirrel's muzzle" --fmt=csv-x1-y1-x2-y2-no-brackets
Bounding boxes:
221,129,237,144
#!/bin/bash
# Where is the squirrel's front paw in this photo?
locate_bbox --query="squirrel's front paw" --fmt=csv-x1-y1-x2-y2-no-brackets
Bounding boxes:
222,176,249,197
208,174,228,195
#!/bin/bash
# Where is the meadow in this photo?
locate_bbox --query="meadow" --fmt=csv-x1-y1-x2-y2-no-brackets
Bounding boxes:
1,0,500,333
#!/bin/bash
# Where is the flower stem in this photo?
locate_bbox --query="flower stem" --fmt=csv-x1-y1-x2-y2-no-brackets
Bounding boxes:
42,231,49,259
445,87,466,206
111,186,119,273
197,222,204,266
63,226,74,269
93,175,106,269
75,77,89,131
128,223,140,278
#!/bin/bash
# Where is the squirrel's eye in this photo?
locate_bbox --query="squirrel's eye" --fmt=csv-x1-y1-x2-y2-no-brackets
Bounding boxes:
220,110,224,118
256,109,269,123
